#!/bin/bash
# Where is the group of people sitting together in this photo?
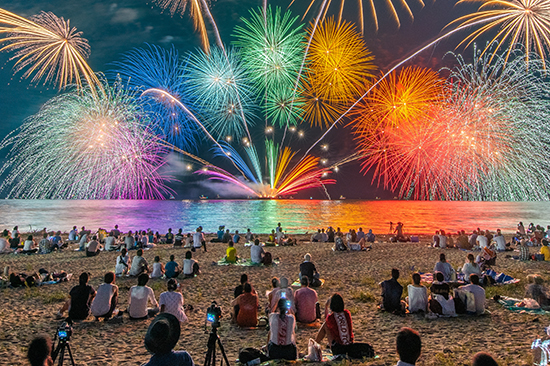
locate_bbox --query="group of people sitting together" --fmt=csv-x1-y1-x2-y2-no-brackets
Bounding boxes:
0,227,66,254
310,227,376,251
114,249,200,278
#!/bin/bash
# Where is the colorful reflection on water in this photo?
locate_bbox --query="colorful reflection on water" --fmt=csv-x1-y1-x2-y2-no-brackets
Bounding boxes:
0,199,548,234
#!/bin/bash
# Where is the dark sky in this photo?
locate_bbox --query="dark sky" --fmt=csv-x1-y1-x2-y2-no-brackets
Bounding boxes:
0,0,476,199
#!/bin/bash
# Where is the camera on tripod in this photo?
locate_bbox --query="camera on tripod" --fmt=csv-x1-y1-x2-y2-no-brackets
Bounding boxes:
57,322,72,343
206,301,222,328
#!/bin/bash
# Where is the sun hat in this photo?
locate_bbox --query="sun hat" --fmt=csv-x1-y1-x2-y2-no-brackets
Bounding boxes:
144,313,181,355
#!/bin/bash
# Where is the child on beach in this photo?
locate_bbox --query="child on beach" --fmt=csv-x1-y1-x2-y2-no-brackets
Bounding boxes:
151,256,165,278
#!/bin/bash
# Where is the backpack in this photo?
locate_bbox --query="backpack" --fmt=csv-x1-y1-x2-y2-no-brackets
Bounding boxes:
238,347,268,365
263,252,272,265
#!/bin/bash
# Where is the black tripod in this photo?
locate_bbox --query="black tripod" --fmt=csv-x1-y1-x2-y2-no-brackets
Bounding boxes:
51,337,76,366
204,325,230,366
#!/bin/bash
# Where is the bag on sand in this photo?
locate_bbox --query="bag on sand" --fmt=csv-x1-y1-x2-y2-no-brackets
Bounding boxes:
305,338,322,361
263,252,272,265
238,347,268,365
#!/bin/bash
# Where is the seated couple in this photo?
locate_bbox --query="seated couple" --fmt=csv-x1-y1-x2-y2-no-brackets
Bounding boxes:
429,272,485,316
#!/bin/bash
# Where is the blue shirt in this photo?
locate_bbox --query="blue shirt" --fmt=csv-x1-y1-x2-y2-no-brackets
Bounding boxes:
233,234,240,243
165,261,178,278
144,351,194,366
217,230,224,240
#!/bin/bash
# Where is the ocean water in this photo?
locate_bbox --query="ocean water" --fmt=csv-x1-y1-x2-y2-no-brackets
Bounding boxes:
0,199,548,235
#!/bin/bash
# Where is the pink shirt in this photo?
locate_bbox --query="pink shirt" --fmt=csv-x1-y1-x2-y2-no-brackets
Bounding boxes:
294,286,318,323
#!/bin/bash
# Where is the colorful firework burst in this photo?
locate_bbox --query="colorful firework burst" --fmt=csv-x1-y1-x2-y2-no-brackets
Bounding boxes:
0,81,172,199
0,8,100,92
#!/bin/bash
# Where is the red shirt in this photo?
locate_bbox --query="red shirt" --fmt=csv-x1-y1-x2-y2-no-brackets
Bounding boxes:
326,310,354,345
236,293,258,327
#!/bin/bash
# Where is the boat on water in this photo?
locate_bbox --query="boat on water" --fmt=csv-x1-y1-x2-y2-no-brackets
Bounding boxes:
168,194,175,200
199,195,208,200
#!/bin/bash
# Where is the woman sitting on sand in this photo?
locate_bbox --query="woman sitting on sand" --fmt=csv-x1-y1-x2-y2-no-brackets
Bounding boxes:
270,277,295,314
407,273,428,313
150,256,165,279
128,273,159,320
160,279,188,323
22,235,38,254
525,274,550,307
429,272,456,316
315,293,374,358
115,248,130,276
231,283,258,327
267,298,297,360
461,254,481,282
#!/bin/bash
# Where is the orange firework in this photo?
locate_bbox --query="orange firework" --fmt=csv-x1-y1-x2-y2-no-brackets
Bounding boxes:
0,8,100,92
302,17,376,128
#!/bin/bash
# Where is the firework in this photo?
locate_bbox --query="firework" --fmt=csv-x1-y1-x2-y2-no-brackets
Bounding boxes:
110,44,198,150
351,66,444,134
450,0,550,68
187,46,255,139
0,8,100,91
0,81,172,199
289,0,428,33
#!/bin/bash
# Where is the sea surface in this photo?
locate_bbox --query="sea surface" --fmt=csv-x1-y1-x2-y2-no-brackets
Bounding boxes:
0,199,548,235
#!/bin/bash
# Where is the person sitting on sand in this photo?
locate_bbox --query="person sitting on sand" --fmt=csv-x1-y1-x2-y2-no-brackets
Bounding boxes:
251,239,265,264
493,229,507,252
234,273,254,298
128,273,159,320
299,253,321,287
394,222,406,242
174,229,184,247
115,248,130,276
268,230,276,244
164,255,180,279
78,228,90,251
519,239,530,261
91,272,119,321
476,232,488,249
267,298,297,360
429,272,455,316
407,273,428,313
86,236,102,257
129,249,149,277
165,228,174,245
231,283,258,327
356,228,365,241
57,272,96,321
476,246,496,270
433,253,453,282
315,293,374,358
22,235,38,254
461,254,481,282
395,327,422,366
68,226,78,242
380,268,405,314
183,250,200,277
151,256,165,279
143,313,193,366
311,229,322,242
225,241,238,263
432,231,440,247
222,229,232,243
438,230,447,249
245,228,254,242
458,274,485,315
321,228,328,242
0,230,10,253
192,227,207,252
457,230,469,249
447,232,454,248
267,277,280,314
124,230,135,250
271,277,295,313
160,279,188,323
38,233,52,254
525,274,550,307
233,230,241,244
366,229,375,243
104,231,118,251
468,230,478,249
294,277,319,323
539,239,550,261
472,352,498,366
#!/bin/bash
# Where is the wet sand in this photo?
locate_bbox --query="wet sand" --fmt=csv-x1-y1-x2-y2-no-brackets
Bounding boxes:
0,233,547,365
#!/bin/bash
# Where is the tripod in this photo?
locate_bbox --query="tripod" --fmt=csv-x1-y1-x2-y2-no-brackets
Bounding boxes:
204,325,230,366
51,338,76,366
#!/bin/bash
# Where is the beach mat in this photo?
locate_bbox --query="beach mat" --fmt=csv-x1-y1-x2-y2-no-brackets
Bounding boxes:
292,279,325,287
215,259,280,266
497,296,550,314
38,273,73,286
484,269,520,285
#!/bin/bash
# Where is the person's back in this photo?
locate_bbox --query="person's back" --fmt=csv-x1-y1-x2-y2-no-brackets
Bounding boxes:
494,233,506,251
91,272,118,319
381,270,403,312
300,261,316,282
165,230,174,245
294,278,318,323
395,327,421,366
541,241,550,260
129,274,158,319
165,256,179,278
438,233,447,249
476,234,488,249
433,254,453,281
129,250,148,276
125,232,135,250
222,230,232,243
235,290,258,327
226,243,237,262
407,273,427,313
250,241,264,263
472,352,498,366
69,273,96,321
459,274,485,315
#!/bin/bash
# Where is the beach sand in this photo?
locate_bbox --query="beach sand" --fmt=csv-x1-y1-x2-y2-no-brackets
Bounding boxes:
0,233,546,365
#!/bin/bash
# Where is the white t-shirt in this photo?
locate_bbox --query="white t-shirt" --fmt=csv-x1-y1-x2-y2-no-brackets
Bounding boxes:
115,255,130,275
433,261,453,282
438,235,447,248
407,285,428,313
494,235,506,251
159,291,188,323
250,245,265,263
476,235,488,249
0,238,9,252
193,232,203,248
91,283,117,316
183,259,197,275
125,236,135,250
23,240,34,251
128,286,158,318
105,236,116,251
461,262,481,281
151,262,163,278
268,313,296,346
129,256,148,276
68,230,77,241
459,284,485,314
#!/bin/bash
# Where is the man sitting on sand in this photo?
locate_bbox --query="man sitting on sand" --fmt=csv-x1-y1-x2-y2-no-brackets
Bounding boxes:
433,253,453,282
125,231,135,250
104,231,118,251
128,273,159,320
311,229,322,242
294,277,319,323
300,253,321,287
91,272,119,321
395,327,422,366
143,313,194,366
356,228,365,241
165,255,180,279
86,236,102,257
115,249,130,276
68,226,78,242
429,272,455,316
250,239,265,264
57,272,96,321
380,269,405,314
0,231,10,253
366,229,375,243
222,229,232,243
225,241,238,263
457,274,485,315
129,249,149,276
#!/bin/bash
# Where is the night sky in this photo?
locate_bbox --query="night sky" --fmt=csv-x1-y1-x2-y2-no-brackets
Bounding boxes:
0,0,477,199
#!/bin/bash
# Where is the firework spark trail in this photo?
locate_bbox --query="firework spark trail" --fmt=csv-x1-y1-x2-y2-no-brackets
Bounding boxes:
0,82,171,199
0,8,100,92
299,13,509,161
111,44,198,150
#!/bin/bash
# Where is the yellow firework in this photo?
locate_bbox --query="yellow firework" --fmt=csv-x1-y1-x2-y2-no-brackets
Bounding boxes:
289,0,429,33
350,66,444,136
0,8,100,92
450,0,550,67
153,0,211,50
302,17,375,127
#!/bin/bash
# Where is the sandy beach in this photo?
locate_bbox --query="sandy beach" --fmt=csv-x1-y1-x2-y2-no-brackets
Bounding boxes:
0,233,547,366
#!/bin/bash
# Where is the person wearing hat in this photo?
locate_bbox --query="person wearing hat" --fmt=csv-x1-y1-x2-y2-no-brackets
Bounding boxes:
143,313,194,366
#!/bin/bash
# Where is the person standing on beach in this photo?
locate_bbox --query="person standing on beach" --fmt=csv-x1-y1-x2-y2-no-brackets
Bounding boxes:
395,327,422,366
129,249,149,276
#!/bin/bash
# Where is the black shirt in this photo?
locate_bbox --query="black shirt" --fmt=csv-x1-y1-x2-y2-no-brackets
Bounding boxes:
234,284,244,298
300,262,317,281
381,278,403,311
166,233,174,244
69,284,95,320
